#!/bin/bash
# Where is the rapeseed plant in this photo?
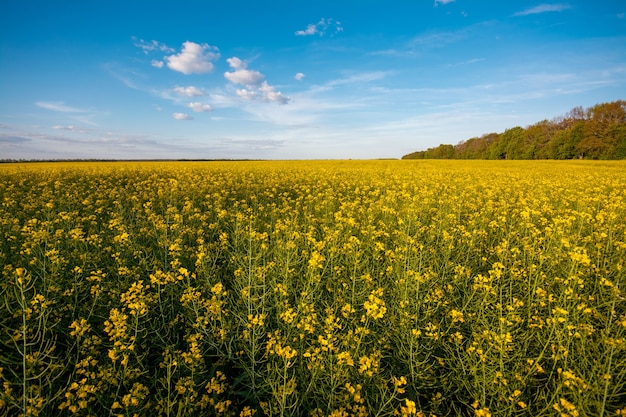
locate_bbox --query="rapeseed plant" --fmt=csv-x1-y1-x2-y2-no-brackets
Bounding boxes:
0,160,624,416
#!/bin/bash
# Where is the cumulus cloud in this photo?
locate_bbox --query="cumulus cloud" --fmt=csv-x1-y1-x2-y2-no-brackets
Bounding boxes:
224,57,290,104
258,82,290,104
224,58,264,85
172,86,206,97
173,112,193,120
514,3,571,16
187,102,213,112
295,72,305,81
295,24,318,36
235,82,290,104
151,60,164,68
295,18,343,37
165,41,220,75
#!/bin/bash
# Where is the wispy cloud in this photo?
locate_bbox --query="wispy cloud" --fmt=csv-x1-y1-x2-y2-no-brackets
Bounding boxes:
52,125,90,133
514,3,571,17
371,22,489,57
0,123,234,160
446,58,486,67
304,71,391,95
0,134,31,143
220,138,284,150
164,41,220,75
327,71,389,87
434,0,455,6
35,101,100,126
36,101,88,113
295,72,305,81
295,18,343,37
410,29,468,48
132,37,174,54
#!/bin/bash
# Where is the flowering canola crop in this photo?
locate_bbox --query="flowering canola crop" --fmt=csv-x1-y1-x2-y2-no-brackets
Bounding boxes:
1,160,625,416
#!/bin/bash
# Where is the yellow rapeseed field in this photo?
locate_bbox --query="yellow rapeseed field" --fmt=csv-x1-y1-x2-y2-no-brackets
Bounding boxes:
1,160,625,417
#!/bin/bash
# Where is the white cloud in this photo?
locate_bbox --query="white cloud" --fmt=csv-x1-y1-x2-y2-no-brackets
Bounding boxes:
35,101,101,126
165,41,220,75
173,112,193,120
173,86,206,97
236,89,258,100
132,37,174,54
514,3,571,16
295,18,343,37
295,72,305,81
410,29,468,48
259,82,290,104
224,58,264,85
36,101,86,113
235,82,290,104
224,57,291,104
446,58,486,67
188,102,213,112
326,71,389,87
52,125,89,133
295,24,318,36
151,60,164,68
434,0,455,5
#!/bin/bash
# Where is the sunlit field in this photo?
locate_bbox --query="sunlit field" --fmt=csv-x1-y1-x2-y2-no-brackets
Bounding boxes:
1,160,625,417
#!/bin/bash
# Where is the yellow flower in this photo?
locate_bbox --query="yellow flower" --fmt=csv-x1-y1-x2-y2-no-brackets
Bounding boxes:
475,408,491,417
240,406,256,417
69,318,91,338
206,371,228,395
364,288,386,319
280,308,297,324
337,351,354,366
553,397,579,417
308,251,325,269
247,313,265,328
214,400,231,413
449,309,465,323
399,399,417,416
358,351,381,376
211,282,224,295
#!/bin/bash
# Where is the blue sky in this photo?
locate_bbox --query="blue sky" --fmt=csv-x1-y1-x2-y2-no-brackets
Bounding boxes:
1,1,624,160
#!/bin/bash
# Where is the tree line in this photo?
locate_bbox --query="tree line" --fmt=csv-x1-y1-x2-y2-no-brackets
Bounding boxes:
402,100,626,160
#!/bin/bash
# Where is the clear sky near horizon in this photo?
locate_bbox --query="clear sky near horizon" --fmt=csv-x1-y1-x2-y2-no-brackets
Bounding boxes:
1,1,624,160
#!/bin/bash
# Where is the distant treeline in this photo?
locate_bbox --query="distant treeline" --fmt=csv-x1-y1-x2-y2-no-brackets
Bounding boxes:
402,100,626,160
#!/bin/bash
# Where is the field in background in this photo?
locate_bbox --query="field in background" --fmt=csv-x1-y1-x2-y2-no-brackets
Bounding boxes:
1,160,625,417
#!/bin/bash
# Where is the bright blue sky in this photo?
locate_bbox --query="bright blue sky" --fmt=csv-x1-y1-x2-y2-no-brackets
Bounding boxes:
1,1,624,160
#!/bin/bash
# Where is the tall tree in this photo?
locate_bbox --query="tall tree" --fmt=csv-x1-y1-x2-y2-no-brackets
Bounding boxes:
577,101,626,159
